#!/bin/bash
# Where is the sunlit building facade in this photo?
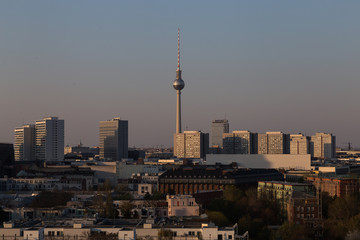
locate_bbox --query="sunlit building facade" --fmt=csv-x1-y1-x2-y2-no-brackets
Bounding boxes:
14,124,35,161
35,117,64,162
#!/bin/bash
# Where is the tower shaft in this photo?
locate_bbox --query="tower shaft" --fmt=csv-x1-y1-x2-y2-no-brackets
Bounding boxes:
176,90,182,133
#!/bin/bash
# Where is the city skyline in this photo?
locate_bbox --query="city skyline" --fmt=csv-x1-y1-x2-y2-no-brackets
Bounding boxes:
1,1,360,148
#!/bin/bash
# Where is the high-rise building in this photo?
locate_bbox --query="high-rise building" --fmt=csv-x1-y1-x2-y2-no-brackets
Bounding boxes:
211,119,229,148
310,133,336,159
174,131,209,159
223,130,255,154
257,132,289,154
14,124,35,161
99,117,128,161
35,117,64,162
290,134,310,155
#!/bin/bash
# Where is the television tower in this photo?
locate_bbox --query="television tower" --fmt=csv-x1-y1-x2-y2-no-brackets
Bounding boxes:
173,28,185,133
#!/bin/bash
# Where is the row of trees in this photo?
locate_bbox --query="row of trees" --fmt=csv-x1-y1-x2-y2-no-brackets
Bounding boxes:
206,186,360,240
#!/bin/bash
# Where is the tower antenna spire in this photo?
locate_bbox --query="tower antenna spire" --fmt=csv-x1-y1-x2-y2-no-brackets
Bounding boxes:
177,28,180,71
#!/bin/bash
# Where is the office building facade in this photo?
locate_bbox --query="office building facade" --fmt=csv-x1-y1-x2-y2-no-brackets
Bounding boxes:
211,119,229,148
35,117,64,162
14,124,35,161
310,133,336,159
258,132,289,154
223,130,255,154
290,134,310,155
173,131,209,159
99,118,128,161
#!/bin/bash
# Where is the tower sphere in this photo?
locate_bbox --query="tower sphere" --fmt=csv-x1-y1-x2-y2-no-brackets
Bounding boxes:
173,79,185,90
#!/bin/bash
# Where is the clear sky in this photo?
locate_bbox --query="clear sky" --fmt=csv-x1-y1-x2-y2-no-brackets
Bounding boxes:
1,1,360,148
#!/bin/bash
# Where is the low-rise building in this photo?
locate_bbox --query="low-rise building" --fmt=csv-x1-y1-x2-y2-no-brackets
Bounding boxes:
159,165,284,195
305,175,360,197
0,221,234,240
287,191,323,239
167,195,200,217
257,181,314,215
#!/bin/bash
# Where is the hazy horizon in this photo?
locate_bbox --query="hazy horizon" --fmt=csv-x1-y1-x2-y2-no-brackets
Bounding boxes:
1,1,360,149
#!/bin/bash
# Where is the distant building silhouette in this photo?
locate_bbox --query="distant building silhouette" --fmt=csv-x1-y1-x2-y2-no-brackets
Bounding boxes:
223,130,256,154
99,118,128,161
211,119,229,148
310,132,336,159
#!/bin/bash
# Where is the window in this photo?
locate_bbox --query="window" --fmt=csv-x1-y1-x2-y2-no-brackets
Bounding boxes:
229,235,232,239
218,234,223,240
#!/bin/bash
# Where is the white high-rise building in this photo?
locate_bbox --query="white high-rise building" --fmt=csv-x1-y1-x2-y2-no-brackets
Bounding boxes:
174,131,209,159
290,134,309,155
99,118,128,161
258,132,289,154
35,117,64,162
14,124,35,161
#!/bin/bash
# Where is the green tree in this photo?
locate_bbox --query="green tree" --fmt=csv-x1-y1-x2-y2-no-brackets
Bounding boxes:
105,193,118,218
119,202,134,218
98,179,113,192
275,222,309,240
238,215,270,240
223,186,244,202
206,211,229,227
345,230,360,240
31,191,73,208
158,229,173,240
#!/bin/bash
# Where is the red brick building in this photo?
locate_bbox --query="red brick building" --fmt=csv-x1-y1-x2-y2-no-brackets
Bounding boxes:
287,191,323,239
305,176,360,197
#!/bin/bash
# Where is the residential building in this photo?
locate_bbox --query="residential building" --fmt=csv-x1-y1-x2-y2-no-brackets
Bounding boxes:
167,195,200,217
257,181,314,215
14,124,35,162
173,131,209,159
114,200,168,219
223,130,256,154
99,118,128,161
290,134,310,155
287,192,323,239
310,133,336,159
0,222,234,240
136,222,235,240
35,117,64,162
257,132,289,154
211,119,229,148
287,192,321,224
